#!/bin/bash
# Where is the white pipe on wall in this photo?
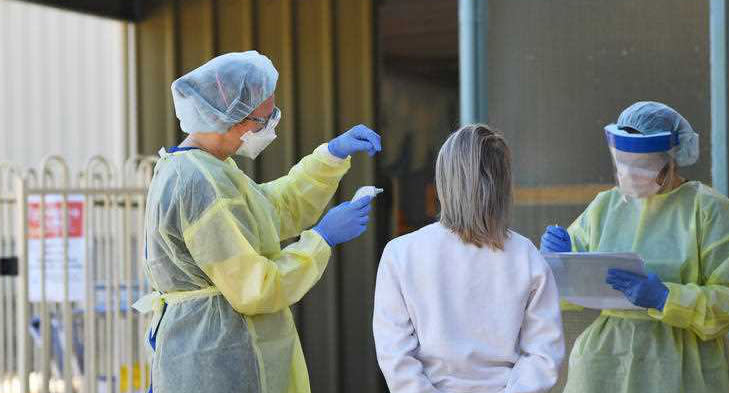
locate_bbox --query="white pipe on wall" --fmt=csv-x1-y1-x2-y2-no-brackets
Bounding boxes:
711,0,729,195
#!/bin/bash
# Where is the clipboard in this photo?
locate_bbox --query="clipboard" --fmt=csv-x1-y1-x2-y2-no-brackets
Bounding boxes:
542,252,647,310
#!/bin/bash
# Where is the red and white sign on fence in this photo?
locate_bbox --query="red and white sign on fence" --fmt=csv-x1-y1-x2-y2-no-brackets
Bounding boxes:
27,194,86,303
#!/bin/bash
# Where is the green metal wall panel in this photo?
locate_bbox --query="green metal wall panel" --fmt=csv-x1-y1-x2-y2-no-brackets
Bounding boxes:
256,0,296,182
214,0,256,175
292,1,340,392
136,2,177,155
177,0,214,75
334,2,379,392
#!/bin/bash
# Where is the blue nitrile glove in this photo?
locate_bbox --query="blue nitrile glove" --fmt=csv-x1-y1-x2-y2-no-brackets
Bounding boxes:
606,269,669,310
313,196,373,247
539,225,571,253
328,124,382,158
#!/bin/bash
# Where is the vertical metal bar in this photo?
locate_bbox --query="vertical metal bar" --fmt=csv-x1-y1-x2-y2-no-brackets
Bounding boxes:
1,170,11,392
0,278,4,386
459,0,476,126
8,194,17,389
135,191,147,392
61,194,72,393
16,176,29,393
127,24,139,160
476,0,488,123
121,23,130,162
0,285,5,393
0,282,5,392
711,0,729,195
39,193,49,393
112,196,122,393
111,195,120,393
104,193,113,393
83,190,95,393
92,192,102,393
0,171,6,391
459,0,488,125
4,186,13,393
123,194,133,393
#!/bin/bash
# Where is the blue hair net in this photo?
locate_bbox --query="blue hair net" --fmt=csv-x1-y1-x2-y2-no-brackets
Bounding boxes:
171,51,278,134
614,101,699,167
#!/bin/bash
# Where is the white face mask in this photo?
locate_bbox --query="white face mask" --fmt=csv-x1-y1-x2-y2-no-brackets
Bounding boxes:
236,107,281,159
611,149,669,198
237,125,277,159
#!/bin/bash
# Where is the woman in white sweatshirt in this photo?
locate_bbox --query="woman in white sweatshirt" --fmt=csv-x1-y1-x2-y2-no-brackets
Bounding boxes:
373,124,565,393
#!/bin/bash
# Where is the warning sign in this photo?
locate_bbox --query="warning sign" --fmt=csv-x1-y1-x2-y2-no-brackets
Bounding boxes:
28,194,86,303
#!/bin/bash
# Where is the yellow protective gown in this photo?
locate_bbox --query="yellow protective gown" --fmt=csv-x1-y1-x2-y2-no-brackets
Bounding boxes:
563,181,729,393
141,144,350,393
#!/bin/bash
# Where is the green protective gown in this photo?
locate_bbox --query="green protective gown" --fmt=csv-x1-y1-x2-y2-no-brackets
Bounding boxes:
142,144,350,393
563,181,729,393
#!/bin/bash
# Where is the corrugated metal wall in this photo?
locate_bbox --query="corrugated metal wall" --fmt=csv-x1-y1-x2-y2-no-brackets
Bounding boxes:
0,0,131,172
133,1,381,392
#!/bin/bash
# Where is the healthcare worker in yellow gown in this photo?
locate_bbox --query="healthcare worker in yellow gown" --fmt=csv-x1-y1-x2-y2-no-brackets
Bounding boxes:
134,51,382,393
540,101,729,393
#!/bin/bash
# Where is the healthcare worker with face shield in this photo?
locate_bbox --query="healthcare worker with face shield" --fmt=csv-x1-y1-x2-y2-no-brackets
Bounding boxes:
133,51,382,393
540,101,729,393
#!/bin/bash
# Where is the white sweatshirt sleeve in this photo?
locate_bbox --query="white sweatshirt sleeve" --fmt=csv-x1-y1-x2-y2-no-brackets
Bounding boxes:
373,244,442,393
505,246,566,393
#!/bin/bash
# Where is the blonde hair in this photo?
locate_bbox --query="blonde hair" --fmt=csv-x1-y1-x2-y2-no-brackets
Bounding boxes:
657,158,682,193
435,124,512,250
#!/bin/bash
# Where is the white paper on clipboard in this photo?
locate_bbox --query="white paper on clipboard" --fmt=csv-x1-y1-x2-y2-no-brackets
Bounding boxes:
542,252,647,310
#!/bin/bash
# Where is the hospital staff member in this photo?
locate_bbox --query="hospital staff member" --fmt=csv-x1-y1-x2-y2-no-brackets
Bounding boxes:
540,101,729,393
135,51,381,393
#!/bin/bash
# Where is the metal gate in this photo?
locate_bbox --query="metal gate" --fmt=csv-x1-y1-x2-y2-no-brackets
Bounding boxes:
0,155,156,393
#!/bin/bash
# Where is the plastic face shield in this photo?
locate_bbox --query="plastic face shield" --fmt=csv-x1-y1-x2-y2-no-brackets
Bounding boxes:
604,125,677,198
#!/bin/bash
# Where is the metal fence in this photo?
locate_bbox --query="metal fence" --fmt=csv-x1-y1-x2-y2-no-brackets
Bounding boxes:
0,155,156,393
